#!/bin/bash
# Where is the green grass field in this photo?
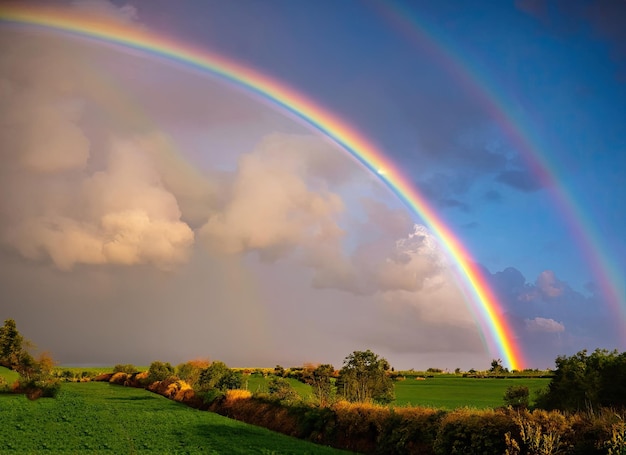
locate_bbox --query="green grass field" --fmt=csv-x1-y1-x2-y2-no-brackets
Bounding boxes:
393,375,551,409
0,381,348,454
245,375,313,398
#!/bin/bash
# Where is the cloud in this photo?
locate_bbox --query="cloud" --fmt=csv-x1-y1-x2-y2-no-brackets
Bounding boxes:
3,137,195,270
525,317,565,333
496,169,543,192
199,133,346,257
71,0,140,25
535,270,566,298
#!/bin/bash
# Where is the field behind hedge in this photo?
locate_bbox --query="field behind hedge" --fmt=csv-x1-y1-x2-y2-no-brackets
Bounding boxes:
0,381,349,454
393,376,551,409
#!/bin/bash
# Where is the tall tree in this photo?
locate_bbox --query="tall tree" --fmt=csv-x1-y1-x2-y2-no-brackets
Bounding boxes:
0,319,25,368
337,350,394,404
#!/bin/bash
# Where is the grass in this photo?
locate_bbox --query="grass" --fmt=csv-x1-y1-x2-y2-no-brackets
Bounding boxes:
0,381,349,454
0,365,19,384
52,366,147,377
393,375,551,409
245,374,313,399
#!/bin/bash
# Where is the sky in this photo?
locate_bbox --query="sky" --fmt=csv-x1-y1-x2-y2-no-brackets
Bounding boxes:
0,0,624,371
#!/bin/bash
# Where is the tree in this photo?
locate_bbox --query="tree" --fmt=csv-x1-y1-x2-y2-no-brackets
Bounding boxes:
536,349,626,411
337,350,394,404
308,364,335,406
196,361,243,392
489,358,508,374
0,319,25,368
267,376,300,403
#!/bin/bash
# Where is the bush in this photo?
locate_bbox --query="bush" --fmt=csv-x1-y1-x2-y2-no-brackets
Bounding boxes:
16,377,61,399
434,408,516,455
146,361,174,384
113,364,137,375
176,359,210,387
504,385,530,410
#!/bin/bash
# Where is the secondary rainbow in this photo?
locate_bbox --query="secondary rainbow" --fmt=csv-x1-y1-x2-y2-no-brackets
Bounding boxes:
377,3,626,341
0,4,525,369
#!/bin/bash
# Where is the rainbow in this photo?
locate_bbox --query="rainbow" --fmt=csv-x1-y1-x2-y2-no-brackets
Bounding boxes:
376,3,626,343
0,4,526,369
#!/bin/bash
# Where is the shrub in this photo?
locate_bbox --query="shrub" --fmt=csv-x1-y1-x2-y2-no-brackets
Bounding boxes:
176,359,210,386
434,408,516,455
113,364,137,375
504,385,530,410
146,361,174,384
109,372,128,385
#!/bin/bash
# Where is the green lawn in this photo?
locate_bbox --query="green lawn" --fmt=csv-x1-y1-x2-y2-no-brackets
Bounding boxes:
0,382,349,454
393,376,551,409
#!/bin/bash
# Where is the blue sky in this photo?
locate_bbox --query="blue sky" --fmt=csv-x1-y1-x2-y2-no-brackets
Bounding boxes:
0,0,624,370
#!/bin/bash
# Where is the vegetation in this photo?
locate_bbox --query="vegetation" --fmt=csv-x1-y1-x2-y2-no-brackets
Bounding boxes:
536,349,626,411
3,317,626,454
393,376,550,409
336,350,394,404
0,319,60,398
0,381,347,454
504,385,530,410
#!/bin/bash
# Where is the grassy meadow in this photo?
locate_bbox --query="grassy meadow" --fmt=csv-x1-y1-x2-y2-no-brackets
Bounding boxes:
242,372,550,410
393,375,551,409
245,375,313,397
0,379,348,454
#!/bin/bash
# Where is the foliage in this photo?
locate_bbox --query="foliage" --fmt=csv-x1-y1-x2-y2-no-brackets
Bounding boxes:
195,360,244,400
490,358,510,374
0,319,25,368
505,385,530,410
433,408,516,455
337,350,394,404
307,364,335,406
504,412,566,455
274,364,286,377
113,364,137,375
536,349,626,411
176,359,210,387
604,419,626,455
268,376,301,404
145,361,174,384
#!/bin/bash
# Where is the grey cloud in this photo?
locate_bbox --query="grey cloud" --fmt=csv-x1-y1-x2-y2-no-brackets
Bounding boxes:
525,317,565,333
495,169,543,192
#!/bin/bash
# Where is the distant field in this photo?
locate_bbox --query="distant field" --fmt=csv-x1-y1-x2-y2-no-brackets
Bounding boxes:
393,376,551,409
0,382,348,454
245,374,313,399
52,366,147,376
